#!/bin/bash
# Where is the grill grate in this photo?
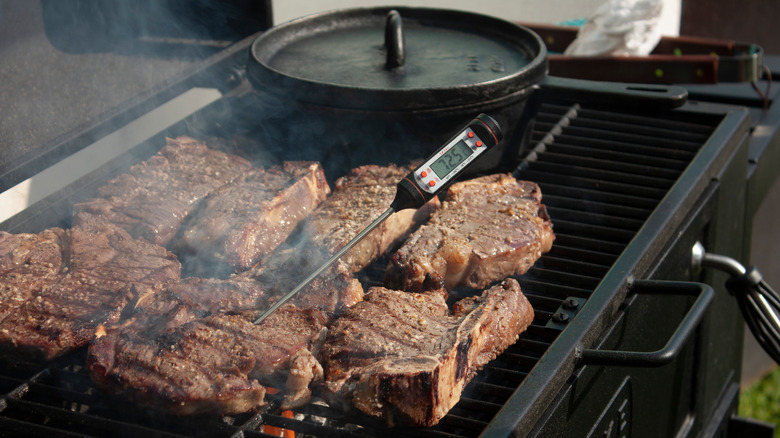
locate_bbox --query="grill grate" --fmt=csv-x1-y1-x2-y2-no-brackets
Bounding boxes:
0,101,723,437
514,104,712,310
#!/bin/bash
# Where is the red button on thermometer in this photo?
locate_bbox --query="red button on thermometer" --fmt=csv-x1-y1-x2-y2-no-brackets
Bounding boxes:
254,114,502,325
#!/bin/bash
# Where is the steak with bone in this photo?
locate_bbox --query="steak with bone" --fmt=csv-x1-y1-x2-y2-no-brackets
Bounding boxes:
0,214,181,360
89,303,328,415
74,136,252,246
88,230,363,415
174,161,330,274
385,173,554,292
87,271,348,414
319,278,534,427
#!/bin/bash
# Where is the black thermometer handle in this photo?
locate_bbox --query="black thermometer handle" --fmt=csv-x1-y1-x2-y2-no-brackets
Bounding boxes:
391,114,503,211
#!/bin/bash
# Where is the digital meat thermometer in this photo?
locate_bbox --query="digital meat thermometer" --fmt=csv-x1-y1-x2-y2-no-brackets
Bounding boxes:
253,114,502,325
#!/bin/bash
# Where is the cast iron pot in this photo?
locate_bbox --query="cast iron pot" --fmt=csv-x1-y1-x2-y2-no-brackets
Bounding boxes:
246,6,548,178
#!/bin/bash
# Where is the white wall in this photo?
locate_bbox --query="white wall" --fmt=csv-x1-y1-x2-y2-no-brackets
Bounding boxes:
272,0,681,36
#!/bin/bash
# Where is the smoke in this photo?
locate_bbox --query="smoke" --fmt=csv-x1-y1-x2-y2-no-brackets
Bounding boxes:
40,0,269,57
0,1,275,231
0,1,270,189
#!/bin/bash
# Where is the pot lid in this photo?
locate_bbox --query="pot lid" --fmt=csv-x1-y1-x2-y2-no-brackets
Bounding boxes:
248,7,547,110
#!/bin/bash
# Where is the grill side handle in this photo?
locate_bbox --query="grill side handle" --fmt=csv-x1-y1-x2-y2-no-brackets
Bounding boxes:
578,280,714,367
537,76,689,109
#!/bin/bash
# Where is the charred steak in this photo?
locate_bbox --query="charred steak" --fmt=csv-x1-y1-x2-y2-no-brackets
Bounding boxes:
88,275,330,415
87,227,364,415
319,278,534,427
301,164,440,274
240,163,437,323
0,228,67,323
175,161,330,273
240,245,364,319
385,173,554,292
0,215,181,360
74,136,252,246
244,164,439,306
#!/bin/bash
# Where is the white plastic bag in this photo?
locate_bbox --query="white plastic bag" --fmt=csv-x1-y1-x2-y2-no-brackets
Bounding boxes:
563,0,664,56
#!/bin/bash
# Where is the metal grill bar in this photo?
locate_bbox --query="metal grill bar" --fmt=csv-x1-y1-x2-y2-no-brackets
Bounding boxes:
539,150,685,180
544,195,653,221
545,207,646,231
522,268,603,294
538,182,660,210
551,234,627,255
540,132,700,160
521,169,671,198
537,142,691,170
524,292,575,312
528,161,677,189
539,255,612,278
522,283,595,301
571,107,715,137
549,219,638,243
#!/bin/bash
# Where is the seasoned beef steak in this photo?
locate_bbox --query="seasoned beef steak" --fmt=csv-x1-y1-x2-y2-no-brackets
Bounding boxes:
0,228,67,322
88,276,330,415
302,164,440,273
240,246,364,317
0,215,181,360
88,313,271,416
319,278,534,427
88,242,362,416
74,136,252,246
242,163,438,311
385,173,554,292
175,161,330,273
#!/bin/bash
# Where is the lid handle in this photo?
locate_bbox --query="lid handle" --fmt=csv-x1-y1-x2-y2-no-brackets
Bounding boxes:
384,10,405,69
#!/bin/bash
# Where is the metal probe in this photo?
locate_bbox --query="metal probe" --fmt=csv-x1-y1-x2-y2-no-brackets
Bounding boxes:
253,208,393,324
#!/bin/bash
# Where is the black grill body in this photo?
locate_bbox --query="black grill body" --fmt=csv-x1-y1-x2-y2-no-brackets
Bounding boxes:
0,60,756,437
498,85,751,438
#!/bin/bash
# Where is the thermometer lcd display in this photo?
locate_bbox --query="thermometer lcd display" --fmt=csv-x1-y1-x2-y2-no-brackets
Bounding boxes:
430,140,473,179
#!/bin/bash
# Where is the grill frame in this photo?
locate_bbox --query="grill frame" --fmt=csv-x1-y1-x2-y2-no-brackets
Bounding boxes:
487,89,751,437
0,78,752,437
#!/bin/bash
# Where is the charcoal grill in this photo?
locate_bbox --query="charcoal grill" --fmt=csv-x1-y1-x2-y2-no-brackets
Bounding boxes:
1,4,779,438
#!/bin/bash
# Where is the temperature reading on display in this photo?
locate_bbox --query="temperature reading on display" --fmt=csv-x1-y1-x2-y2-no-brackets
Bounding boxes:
430,140,473,179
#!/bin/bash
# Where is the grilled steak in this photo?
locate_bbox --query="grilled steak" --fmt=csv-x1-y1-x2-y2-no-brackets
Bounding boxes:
0,228,67,322
240,246,364,318
88,275,330,415
74,136,252,246
88,238,362,415
0,215,181,360
243,163,439,306
302,164,440,273
320,278,534,427
385,173,554,292
118,276,269,329
175,161,330,274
